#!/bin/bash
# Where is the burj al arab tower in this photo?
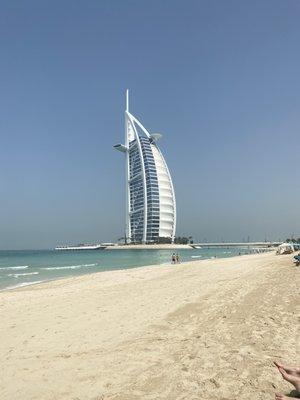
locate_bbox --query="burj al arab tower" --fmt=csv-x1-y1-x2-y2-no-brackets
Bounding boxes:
114,90,176,244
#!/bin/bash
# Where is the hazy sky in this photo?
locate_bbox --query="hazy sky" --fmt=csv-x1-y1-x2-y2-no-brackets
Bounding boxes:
0,0,299,249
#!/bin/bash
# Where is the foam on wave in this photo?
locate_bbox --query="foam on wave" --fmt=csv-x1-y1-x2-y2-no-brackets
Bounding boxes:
6,280,46,290
43,263,97,271
0,266,29,270
8,272,39,278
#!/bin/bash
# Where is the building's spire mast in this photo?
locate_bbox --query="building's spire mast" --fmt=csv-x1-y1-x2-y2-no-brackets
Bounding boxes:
126,89,129,112
125,89,130,243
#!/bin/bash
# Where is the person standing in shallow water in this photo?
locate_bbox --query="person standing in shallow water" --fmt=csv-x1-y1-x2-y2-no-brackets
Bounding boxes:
176,253,180,263
171,253,176,264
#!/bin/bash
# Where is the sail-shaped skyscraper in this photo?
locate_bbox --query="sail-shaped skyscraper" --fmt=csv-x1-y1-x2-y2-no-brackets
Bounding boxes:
114,91,176,244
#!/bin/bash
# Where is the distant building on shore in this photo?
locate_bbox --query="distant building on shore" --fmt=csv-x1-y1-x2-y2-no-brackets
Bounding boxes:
114,90,176,244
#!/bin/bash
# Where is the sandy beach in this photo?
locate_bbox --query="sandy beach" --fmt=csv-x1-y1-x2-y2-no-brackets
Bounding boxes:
0,252,299,400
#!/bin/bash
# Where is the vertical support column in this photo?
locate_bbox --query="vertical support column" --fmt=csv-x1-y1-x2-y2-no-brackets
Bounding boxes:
125,90,131,243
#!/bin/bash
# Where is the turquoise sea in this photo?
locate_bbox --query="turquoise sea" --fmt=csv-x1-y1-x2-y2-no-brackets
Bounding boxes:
0,247,251,291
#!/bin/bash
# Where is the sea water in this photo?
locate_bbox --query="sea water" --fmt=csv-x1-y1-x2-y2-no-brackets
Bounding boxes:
0,247,250,291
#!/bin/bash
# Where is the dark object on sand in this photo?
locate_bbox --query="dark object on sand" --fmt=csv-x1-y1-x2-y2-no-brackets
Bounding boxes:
294,255,300,265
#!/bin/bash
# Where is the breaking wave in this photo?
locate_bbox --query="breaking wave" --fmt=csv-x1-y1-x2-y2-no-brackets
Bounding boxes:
8,272,39,278
43,263,97,271
0,266,29,270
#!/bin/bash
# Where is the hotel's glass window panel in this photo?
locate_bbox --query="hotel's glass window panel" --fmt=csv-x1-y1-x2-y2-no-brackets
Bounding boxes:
129,140,146,242
138,137,161,242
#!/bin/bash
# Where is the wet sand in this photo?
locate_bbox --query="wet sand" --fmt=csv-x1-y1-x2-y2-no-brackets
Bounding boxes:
0,252,299,400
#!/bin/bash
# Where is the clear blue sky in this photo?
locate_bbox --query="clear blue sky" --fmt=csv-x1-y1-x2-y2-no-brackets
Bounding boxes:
0,0,299,249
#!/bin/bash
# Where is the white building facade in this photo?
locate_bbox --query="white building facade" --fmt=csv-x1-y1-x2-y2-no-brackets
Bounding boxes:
114,91,176,244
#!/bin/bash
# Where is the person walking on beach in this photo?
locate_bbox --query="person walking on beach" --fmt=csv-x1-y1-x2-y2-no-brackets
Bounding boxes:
171,253,176,264
176,253,180,263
